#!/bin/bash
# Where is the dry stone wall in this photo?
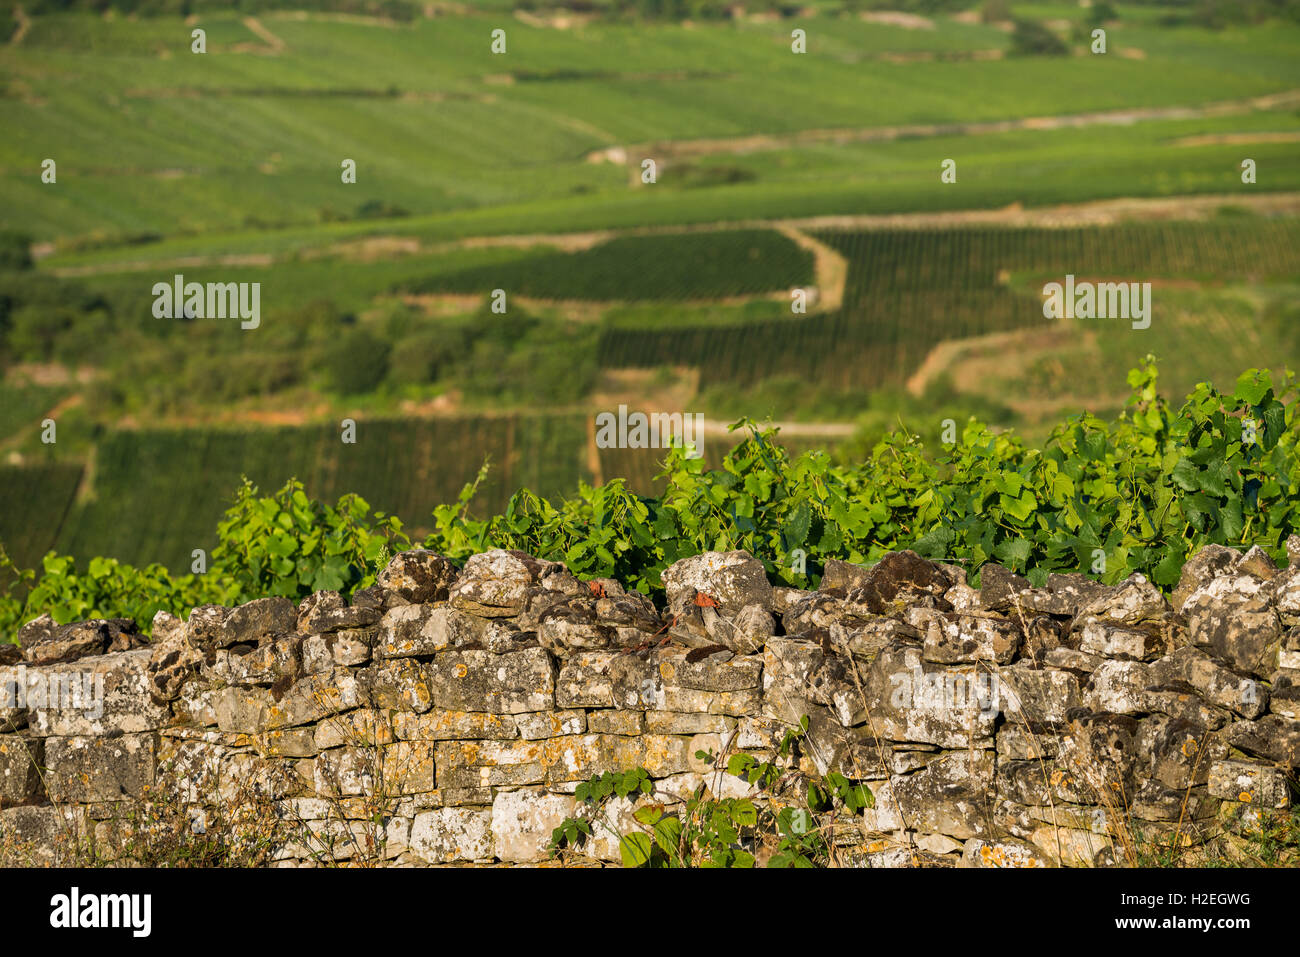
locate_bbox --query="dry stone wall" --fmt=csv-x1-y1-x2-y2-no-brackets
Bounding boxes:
2,542,1299,867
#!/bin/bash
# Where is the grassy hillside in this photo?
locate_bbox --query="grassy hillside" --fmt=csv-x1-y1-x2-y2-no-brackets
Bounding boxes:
5,11,1300,245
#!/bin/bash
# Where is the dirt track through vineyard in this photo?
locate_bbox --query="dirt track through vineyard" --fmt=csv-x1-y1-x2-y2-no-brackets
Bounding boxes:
239,17,286,54
8,6,29,46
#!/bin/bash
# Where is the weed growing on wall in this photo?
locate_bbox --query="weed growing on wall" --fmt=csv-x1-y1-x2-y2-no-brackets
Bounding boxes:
548,717,869,868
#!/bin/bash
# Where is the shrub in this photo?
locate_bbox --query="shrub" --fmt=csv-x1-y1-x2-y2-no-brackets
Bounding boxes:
1009,18,1070,56
0,232,33,272
322,327,390,395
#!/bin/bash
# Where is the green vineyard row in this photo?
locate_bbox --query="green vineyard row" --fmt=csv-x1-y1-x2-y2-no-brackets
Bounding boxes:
597,220,1300,390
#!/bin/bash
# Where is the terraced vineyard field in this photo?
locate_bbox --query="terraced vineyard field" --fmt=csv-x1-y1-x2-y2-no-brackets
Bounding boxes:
598,219,1300,391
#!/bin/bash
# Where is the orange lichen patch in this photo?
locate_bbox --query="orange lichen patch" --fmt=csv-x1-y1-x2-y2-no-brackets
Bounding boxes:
1239,791,1255,803
454,663,469,679
979,844,1045,868
1049,768,1076,789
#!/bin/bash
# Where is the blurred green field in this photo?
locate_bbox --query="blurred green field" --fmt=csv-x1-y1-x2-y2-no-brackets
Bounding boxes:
0,382,66,445
986,283,1300,421
5,10,1300,245
0,461,84,570
47,412,590,571
30,106,1300,274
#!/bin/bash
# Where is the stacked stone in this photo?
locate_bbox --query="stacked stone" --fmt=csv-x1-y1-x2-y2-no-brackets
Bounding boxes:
1,541,1296,867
